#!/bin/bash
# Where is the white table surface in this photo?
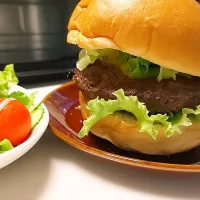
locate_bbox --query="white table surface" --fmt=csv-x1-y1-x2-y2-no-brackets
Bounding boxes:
1,80,200,200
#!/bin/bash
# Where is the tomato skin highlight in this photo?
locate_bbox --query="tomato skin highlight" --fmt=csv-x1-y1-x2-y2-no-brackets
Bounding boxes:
0,98,31,146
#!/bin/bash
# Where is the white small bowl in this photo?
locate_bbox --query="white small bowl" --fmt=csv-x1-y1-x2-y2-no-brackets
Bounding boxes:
0,85,49,169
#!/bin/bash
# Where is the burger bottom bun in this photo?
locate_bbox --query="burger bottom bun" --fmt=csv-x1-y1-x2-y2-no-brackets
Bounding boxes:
79,92,200,155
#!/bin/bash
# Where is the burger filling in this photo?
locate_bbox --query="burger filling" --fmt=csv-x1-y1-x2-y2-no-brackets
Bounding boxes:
73,49,200,139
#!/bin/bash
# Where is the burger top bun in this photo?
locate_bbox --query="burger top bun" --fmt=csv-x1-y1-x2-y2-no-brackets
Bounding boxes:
67,0,200,76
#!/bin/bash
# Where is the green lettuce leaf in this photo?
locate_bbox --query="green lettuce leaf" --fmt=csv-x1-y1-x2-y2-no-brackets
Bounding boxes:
9,91,30,105
79,89,158,139
0,139,14,154
76,49,119,71
25,92,41,112
76,49,178,81
158,67,177,81
76,49,98,71
8,91,41,113
79,89,200,140
0,64,19,97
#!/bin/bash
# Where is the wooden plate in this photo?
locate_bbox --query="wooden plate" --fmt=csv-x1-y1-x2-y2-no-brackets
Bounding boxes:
43,81,200,173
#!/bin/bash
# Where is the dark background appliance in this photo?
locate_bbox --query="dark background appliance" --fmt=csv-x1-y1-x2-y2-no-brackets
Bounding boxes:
0,0,80,84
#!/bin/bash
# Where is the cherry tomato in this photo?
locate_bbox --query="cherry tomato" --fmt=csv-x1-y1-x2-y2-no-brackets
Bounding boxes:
0,98,31,146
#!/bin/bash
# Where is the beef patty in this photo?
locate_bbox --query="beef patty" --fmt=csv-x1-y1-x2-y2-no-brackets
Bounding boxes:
73,61,200,113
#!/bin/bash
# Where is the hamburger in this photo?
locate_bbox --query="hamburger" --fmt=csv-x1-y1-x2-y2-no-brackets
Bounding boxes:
67,0,200,155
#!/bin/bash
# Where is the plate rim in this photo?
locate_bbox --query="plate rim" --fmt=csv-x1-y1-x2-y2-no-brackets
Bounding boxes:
44,81,200,173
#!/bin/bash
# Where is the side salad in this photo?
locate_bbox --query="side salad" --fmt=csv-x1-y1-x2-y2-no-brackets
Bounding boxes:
0,64,44,154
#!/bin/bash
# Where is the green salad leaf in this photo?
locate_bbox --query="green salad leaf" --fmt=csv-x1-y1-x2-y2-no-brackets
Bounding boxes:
25,92,42,113
9,91,41,112
0,139,14,154
9,91,30,105
79,89,200,140
76,48,119,71
0,64,19,97
76,48,179,81
158,67,177,81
